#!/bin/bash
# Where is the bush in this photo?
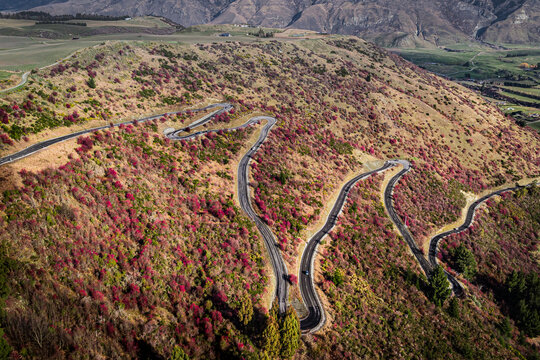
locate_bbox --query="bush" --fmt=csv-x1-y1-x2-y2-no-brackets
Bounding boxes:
0,329,11,360
498,317,512,338
170,345,189,360
87,77,96,89
331,268,344,287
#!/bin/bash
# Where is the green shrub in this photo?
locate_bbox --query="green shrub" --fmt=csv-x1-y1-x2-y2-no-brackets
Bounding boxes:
87,77,96,89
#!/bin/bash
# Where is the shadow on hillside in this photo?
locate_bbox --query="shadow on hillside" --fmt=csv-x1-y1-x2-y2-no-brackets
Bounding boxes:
398,265,429,296
211,290,268,358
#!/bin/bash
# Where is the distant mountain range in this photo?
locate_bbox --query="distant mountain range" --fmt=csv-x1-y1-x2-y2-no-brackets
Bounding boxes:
1,0,539,46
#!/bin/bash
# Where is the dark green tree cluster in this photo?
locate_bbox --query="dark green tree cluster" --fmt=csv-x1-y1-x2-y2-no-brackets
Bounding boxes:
505,271,540,337
428,265,451,307
261,301,300,359
447,296,460,318
35,21,87,26
280,308,300,358
450,244,477,280
261,313,280,358
253,29,274,38
0,11,127,21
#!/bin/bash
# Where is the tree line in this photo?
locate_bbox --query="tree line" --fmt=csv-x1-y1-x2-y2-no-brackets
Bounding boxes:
0,11,127,21
35,21,87,26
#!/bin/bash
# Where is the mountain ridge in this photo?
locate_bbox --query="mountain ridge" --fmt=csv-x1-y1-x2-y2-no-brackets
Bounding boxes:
1,0,538,46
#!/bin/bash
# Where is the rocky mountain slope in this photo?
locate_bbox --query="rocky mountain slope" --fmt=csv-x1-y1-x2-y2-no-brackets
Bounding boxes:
1,0,538,46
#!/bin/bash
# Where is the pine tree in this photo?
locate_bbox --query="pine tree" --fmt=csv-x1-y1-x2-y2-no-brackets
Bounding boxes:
429,265,451,307
261,316,280,358
87,77,96,89
269,298,279,321
280,308,300,359
452,244,477,279
447,296,460,318
238,294,253,326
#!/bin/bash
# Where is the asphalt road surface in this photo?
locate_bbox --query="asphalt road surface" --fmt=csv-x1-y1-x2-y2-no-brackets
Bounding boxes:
235,116,290,314
299,161,394,333
428,184,531,293
0,103,230,167
383,160,433,274
165,114,290,314
2,100,536,333
1,51,79,94
0,71,30,93
0,103,291,313
382,160,465,295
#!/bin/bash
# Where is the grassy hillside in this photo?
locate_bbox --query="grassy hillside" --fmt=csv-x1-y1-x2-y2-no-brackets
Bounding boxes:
1,119,272,358
438,186,539,337
307,175,537,359
394,46,540,131
0,35,539,358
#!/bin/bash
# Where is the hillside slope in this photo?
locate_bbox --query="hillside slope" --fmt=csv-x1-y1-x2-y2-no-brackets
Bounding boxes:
0,36,539,358
4,0,539,45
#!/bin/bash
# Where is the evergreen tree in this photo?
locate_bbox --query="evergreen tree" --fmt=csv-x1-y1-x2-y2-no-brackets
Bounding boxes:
280,308,300,359
506,271,540,336
87,77,96,89
452,244,477,280
238,294,253,326
447,296,460,318
261,316,280,358
269,298,279,321
429,265,451,307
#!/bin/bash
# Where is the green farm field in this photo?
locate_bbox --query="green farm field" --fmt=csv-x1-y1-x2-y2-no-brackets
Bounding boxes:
0,22,279,73
500,85,540,97
394,45,540,130
395,47,540,81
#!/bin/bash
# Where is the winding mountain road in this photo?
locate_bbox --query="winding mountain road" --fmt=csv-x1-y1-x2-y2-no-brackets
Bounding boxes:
1,51,79,94
299,161,394,333
383,160,433,275
164,114,290,314
235,116,290,314
428,184,530,274
0,71,30,94
0,102,290,314
383,160,464,295
1,101,535,334
0,103,230,166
